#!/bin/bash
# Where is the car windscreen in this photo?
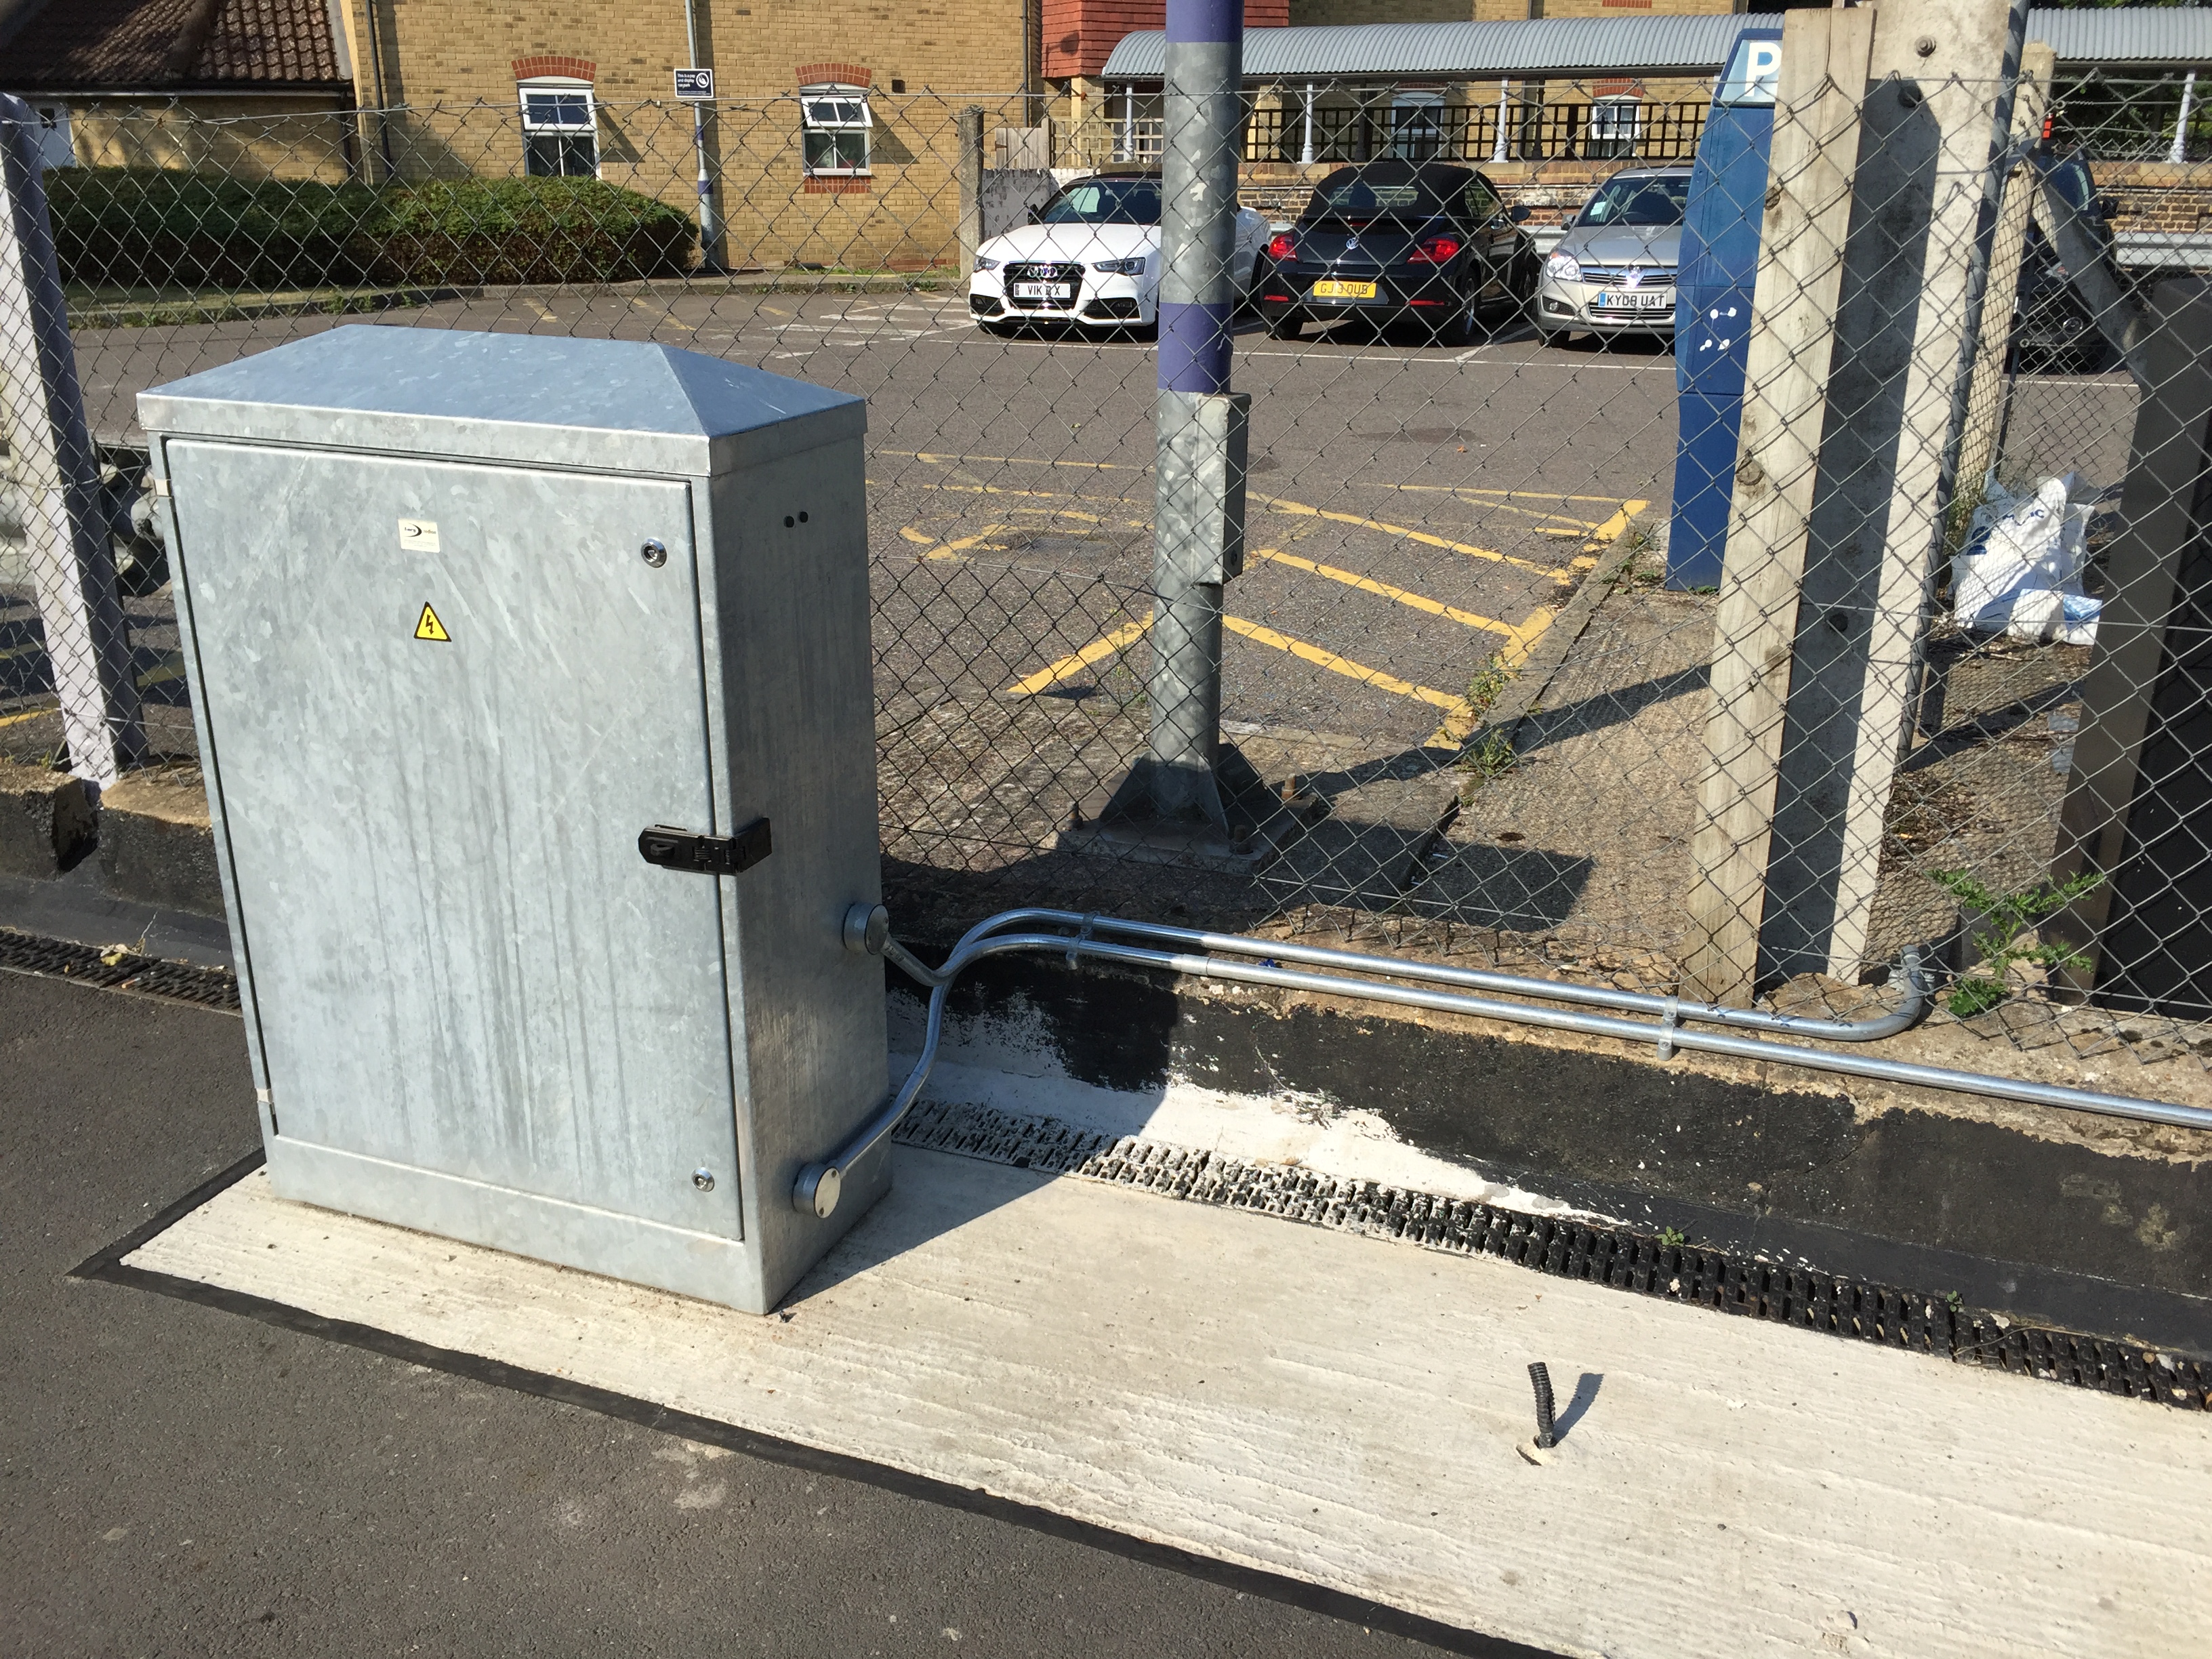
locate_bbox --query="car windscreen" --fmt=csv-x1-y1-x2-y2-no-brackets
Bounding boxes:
1039,179,1162,226
1576,176,1691,228
1302,173,1464,224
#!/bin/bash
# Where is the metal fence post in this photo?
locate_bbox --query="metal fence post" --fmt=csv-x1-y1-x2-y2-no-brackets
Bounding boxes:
1097,0,1248,847
0,95,142,789
684,0,721,272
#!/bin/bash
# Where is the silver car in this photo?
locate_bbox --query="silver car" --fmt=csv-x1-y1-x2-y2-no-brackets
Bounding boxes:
1534,167,1691,345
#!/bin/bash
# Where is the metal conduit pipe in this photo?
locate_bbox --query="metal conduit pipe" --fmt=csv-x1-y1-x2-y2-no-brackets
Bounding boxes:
945,907,1932,1041
792,907,2212,1218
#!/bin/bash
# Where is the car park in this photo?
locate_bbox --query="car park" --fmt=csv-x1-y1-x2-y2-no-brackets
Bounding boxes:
966,170,1271,338
1256,159,1534,347
1534,166,1691,346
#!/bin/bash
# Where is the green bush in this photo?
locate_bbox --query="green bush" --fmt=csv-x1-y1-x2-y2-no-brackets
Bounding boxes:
47,169,697,292
360,178,697,287
47,169,377,289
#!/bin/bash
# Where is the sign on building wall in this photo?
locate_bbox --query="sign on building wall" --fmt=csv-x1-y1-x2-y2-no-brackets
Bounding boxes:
674,68,716,100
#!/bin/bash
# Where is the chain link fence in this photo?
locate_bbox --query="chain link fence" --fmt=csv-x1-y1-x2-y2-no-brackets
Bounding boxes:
7,52,2212,1090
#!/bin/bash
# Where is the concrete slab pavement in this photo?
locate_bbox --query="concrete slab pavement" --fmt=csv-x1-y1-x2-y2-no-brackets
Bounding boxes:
113,1069,2212,1656
0,966,1490,1659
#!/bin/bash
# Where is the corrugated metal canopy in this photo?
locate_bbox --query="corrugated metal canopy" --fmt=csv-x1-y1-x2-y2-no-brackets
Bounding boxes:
1097,11,2212,82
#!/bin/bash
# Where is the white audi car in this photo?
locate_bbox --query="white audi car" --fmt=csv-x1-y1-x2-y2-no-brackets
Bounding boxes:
967,170,1271,337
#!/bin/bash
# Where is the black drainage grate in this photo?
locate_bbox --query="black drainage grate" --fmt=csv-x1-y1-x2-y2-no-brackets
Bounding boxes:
0,928,241,1010
892,1099,2212,1414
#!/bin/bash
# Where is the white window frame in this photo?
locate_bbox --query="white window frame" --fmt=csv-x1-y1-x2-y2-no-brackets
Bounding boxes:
517,76,598,178
800,83,872,176
1587,96,1641,159
1389,91,1445,161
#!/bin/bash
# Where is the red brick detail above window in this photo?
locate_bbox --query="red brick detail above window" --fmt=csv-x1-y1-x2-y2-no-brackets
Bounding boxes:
512,55,596,82
1599,0,1654,9
1042,0,1287,82
796,62,872,88
1591,78,1643,98
804,176,873,194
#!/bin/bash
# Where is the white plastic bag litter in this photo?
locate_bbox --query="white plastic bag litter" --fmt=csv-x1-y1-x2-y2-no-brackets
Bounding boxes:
1952,475,2100,646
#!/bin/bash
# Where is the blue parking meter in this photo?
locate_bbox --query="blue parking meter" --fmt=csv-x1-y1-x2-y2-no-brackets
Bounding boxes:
1667,29,1782,590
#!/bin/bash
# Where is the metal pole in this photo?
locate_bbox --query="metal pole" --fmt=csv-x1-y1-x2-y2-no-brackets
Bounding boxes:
1123,83,1135,162
683,0,720,271
0,96,142,789
1493,79,1511,164
1144,0,1245,831
1301,81,1315,164
2172,70,2196,166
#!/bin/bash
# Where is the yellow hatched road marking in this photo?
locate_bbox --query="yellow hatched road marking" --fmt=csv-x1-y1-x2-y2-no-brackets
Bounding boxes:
1224,615,1460,710
1253,494,1567,578
1005,613,1154,695
893,449,1137,473
1251,548,1543,649
901,523,1012,561
1355,481,1639,506
1584,499,1650,547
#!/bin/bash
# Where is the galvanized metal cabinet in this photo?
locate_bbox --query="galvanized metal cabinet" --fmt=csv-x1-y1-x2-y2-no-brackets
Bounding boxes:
141,328,889,1313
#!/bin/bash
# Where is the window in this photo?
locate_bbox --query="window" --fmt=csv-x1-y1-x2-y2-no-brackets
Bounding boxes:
1574,172,1687,228
1390,92,1444,162
801,85,872,176
1586,97,1641,161
1038,178,1161,226
518,79,597,178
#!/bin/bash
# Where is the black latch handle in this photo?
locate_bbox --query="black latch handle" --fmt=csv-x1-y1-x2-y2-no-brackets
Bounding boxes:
638,818,773,876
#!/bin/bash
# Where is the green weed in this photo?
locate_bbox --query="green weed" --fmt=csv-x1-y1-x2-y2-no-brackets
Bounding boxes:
1929,868,2107,1017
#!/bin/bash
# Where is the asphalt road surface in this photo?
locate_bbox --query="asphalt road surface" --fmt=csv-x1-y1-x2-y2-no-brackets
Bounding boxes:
1,966,1528,1659
53,288,1677,759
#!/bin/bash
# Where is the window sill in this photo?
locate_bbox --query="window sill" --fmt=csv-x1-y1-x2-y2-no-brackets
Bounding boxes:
804,174,874,194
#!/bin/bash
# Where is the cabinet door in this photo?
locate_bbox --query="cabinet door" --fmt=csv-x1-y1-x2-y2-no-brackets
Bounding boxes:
167,442,743,1237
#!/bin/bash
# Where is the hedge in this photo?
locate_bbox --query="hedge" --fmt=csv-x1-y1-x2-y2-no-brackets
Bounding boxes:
46,170,698,291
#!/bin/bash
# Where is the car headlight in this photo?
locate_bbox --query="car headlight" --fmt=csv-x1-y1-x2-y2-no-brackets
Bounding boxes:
975,256,1000,272
1092,258,1146,275
1544,251,1582,284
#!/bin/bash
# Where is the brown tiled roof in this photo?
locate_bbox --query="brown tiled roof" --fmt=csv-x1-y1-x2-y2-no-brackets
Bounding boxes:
3,0,349,92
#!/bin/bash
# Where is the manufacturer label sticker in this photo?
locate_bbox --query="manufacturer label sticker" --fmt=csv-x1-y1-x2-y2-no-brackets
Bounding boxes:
398,518,441,552
414,602,451,642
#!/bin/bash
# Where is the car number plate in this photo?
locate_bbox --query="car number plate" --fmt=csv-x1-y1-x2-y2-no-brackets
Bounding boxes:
1313,279,1378,301
1011,281,1072,300
1599,289,1674,312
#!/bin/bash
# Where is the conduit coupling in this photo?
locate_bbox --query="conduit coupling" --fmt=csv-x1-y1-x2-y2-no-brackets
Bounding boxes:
792,906,2212,1218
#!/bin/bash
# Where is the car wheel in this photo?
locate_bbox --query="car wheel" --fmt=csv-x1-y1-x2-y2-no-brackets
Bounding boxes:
1435,287,1482,349
1266,310,1303,340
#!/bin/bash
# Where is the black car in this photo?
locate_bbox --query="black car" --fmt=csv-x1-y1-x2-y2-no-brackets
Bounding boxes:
1257,159,1534,346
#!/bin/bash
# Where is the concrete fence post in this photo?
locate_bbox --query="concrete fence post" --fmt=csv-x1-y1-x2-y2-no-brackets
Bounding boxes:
1683,0,2030,1002
957,106,985,279
0,95,142,790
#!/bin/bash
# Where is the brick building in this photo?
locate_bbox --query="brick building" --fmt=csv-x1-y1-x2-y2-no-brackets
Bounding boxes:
0,0,360,182
323,0,1037,271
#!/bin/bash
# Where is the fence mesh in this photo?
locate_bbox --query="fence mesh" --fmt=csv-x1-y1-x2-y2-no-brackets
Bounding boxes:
6,62,2212,1088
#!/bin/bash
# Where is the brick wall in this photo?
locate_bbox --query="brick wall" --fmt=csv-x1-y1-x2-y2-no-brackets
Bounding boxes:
64,96,359,183
2095,161,2212,239
338,0,1031,270
1043,0,1290,80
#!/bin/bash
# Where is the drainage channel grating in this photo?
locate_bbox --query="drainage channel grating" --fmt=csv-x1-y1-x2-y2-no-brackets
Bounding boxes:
0,928,241,1010
893,1099,2212,1415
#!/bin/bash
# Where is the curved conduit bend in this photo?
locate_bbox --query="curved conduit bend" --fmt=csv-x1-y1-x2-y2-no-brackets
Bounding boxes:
792,907,2212,1218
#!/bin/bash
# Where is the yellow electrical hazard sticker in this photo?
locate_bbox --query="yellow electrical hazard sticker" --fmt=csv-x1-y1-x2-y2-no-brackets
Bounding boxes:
414,602,451,642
